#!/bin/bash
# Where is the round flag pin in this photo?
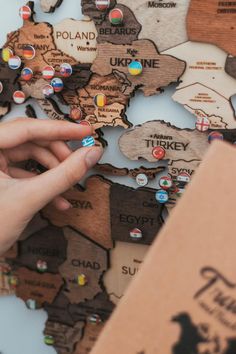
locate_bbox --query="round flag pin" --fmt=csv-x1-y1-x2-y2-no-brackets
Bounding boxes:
109,8,123,25
88,314,102,324
196,116,210,132
0,82,3,94
19,5,32,20
208,131,224,143
44,336,55,346
130,228,143,240
136,173,148,187
23,45,35,60
78,274,87,286
176,172,191,183
95,0,110,11
152,146,166,160
70,107,82,121
51,78,64,93
79,120,91,126
36,260,47,273
2,47,13,63
42,84,54,98
8,55,21,70
42,65,55,80
60,63,73,78
155,190,169,204
82,136,95,147
159,175,172,190
21,67,33,81
13,91,25,104
94,93,107,108
128,61,143,76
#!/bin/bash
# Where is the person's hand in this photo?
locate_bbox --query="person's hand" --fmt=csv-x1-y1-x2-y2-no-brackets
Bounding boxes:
0,118,103,254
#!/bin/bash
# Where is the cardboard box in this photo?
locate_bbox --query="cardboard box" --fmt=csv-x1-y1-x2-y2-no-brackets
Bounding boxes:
91,141,236,354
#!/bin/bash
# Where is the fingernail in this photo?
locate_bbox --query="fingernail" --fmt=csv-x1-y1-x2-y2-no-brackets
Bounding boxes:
85,147,103,169
60,200,72,210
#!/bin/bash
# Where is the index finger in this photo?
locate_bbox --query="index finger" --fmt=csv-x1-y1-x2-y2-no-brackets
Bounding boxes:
0,118,93,149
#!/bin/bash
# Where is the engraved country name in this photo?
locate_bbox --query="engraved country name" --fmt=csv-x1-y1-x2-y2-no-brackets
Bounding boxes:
217,1,236,13
110,58,160,68
144,134,189,150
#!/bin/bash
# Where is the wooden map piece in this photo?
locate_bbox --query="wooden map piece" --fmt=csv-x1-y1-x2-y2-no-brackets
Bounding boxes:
0,49,21,105
95,4,141,45
63,63,92,91
119,120,208,163
16,226,67,274
40,0,63,13
0,262,15,296
44,292,75,326
168,159,200,179
110,183,164,245
104,241,149,304
62,73,131,130
53,18,97,63
82,0,116,25
59,227,108,304
44,320,84,354
25,104,37,118
164,42,236,129
74,322,104,354
69,292,115,323
16,267,63,306
95,163,166,180
42,176,113,249
19,213,48,241
91,40,186,96
187,0,236,56
3,243,18,260
119,0,190,52
37,98,68,121
225,55,236,80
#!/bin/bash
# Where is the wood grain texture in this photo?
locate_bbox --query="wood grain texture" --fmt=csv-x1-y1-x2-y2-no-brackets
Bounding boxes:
104,241,149,304
53,18,97,63
42,176,113,249
44,320,84,354
119,0,190,52
17,225,67,274
95,163,166,180
91,40,186,96
110,182,164,245
62,73,131,130
119,120,208,163
225,55,236,80
187,0,236,56
164,41,236,129
59,227,108,304
40,0,63,12
37,98,68,121
95,4,141,45
74,322,104,354
16,267,63,306
45,291,75,326
69,292,115,323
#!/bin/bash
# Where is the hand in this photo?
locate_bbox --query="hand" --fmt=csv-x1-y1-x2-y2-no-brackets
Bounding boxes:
0,118,103,254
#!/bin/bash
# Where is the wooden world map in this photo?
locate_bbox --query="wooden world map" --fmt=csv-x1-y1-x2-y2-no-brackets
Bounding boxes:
0,0,236,353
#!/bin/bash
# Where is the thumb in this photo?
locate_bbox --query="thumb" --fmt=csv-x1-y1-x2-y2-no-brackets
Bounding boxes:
21,146,103,212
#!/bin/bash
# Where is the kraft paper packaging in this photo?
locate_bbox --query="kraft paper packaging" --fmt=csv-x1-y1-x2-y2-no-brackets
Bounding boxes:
91,141,236,354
